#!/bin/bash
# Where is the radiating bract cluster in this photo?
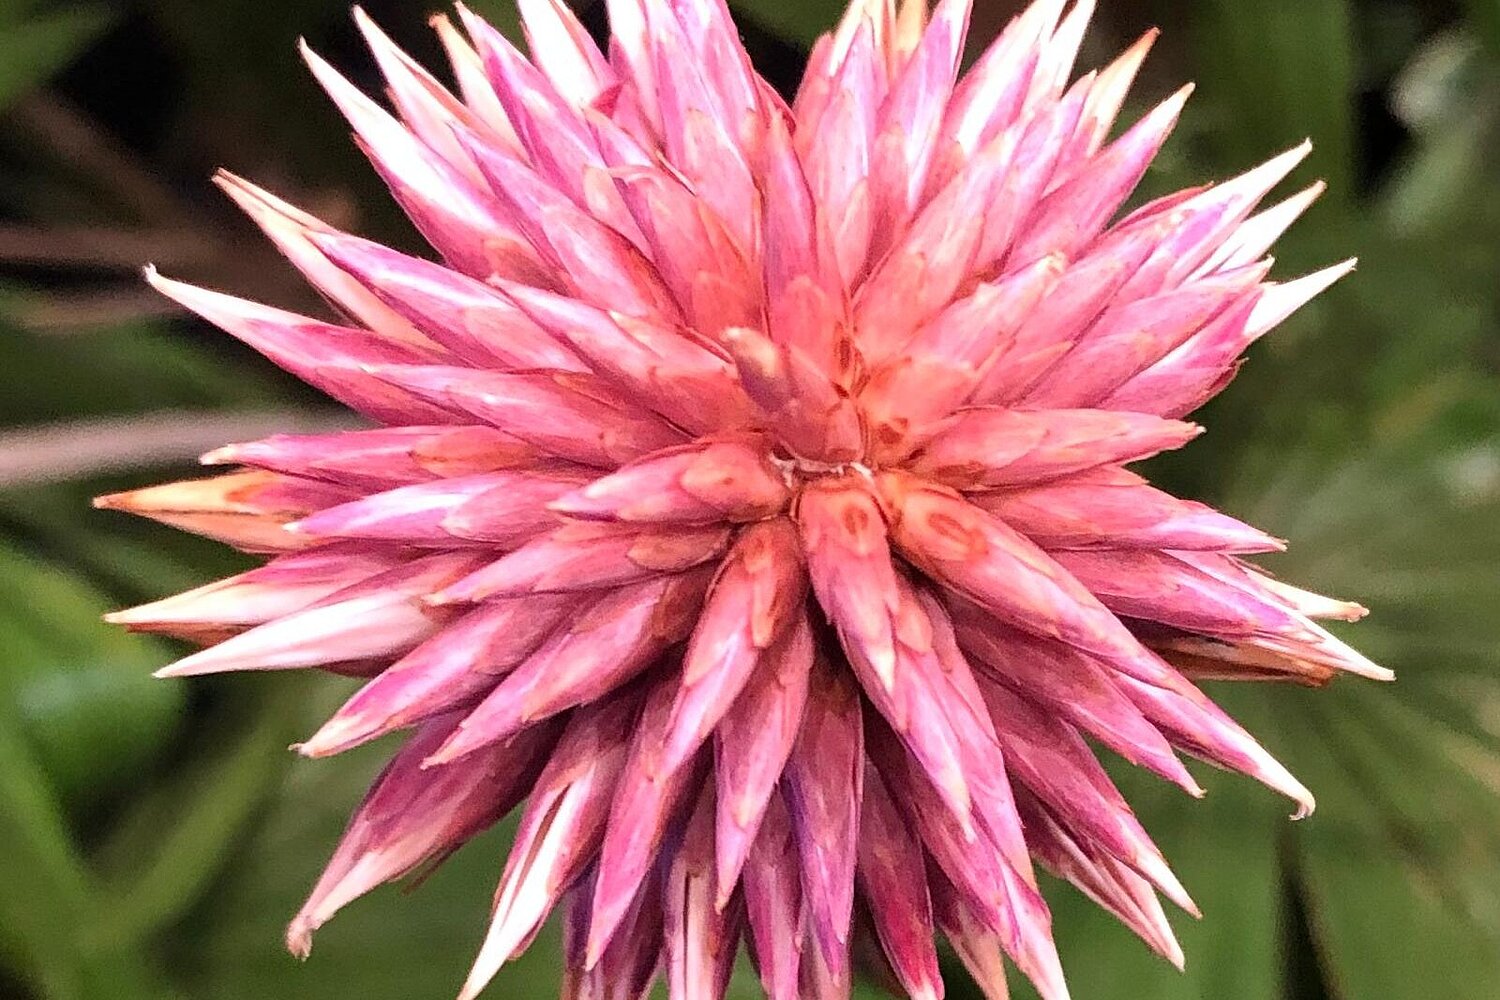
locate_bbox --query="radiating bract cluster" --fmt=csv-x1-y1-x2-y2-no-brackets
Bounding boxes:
99,0,1390,997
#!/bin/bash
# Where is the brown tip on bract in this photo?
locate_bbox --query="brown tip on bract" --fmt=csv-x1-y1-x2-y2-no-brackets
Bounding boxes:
298,715,368,758
285,920,314,961
93,488,145,512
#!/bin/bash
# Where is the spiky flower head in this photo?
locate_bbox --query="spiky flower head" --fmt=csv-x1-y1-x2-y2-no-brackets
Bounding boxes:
99,1,1390,997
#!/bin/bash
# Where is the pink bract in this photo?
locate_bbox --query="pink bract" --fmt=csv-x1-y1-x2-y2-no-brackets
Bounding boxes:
100,1,1388,997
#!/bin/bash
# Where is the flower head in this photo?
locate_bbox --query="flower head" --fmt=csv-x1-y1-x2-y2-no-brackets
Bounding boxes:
101,1,1389,997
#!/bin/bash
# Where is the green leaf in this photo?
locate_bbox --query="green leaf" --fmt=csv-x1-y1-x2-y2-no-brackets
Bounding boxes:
1279,696,1500,1000
0,6,116,111
1193,0,1357,208
1302,844,1500,1000
728,0,844,49
139,0,414,197
0,539,185,808
1464,0,1500,59
88,680,322,948
0,705,167,1000
458,0,524,41
0,316,293,426
1225,405,1500,997
0,708,94,998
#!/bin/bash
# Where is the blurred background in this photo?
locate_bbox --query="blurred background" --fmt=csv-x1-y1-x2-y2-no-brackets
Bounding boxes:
2,0,1499,998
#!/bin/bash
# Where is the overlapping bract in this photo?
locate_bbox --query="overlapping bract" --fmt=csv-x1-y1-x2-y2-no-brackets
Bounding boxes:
100,1,1389,997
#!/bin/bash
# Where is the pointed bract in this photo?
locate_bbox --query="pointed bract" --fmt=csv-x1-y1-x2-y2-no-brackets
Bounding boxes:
287,713,556,957
741,793,805,1000
459,697,638,1000
713,615,814,906
782,656,864,984
858,764,944,1000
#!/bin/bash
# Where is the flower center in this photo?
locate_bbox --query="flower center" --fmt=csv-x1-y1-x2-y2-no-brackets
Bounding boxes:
768,452,877,490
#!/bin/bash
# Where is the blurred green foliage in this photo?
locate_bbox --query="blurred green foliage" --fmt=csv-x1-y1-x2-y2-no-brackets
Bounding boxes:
0,1,1497,999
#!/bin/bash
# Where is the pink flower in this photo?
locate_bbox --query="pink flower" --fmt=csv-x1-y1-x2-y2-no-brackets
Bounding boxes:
100,1,1389,997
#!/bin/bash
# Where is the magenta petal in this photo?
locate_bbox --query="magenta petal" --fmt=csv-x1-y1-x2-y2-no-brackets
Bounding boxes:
1011,83,1191,265
515,0,614,106
1123,674,1316,817
782,655,864,983
741,792,805,1000
713,614,814,905
883,473,1179,688
838,577,975,831
144,271,452,425
910,407,1202,489
154,551,486,678
561,865,664,1000
658,520,806,772
300,40,538,280
799,476,903,689
286,712,556,957
96,470,357,554
368,365,686,467
723,326,864,464
1017,790,1186,968
1051,548,1305,637
299,593,573,757
982,681,1195,913
664,785,743,1000
866,721,1068,1000
428,571,710,763
433,522,729,602
460,696,638,999
214,172,429,350
860,254,1064,457
586,679,709,965
309,230,586,370
858,763,943,1000
500,284,754,433
931,864,1011,1000
289,470,579,548
204,425,540,492
953,606,1202,796
975,473,1284,553
551,438,790,525
1021,267,1266,408
106,545,404,639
